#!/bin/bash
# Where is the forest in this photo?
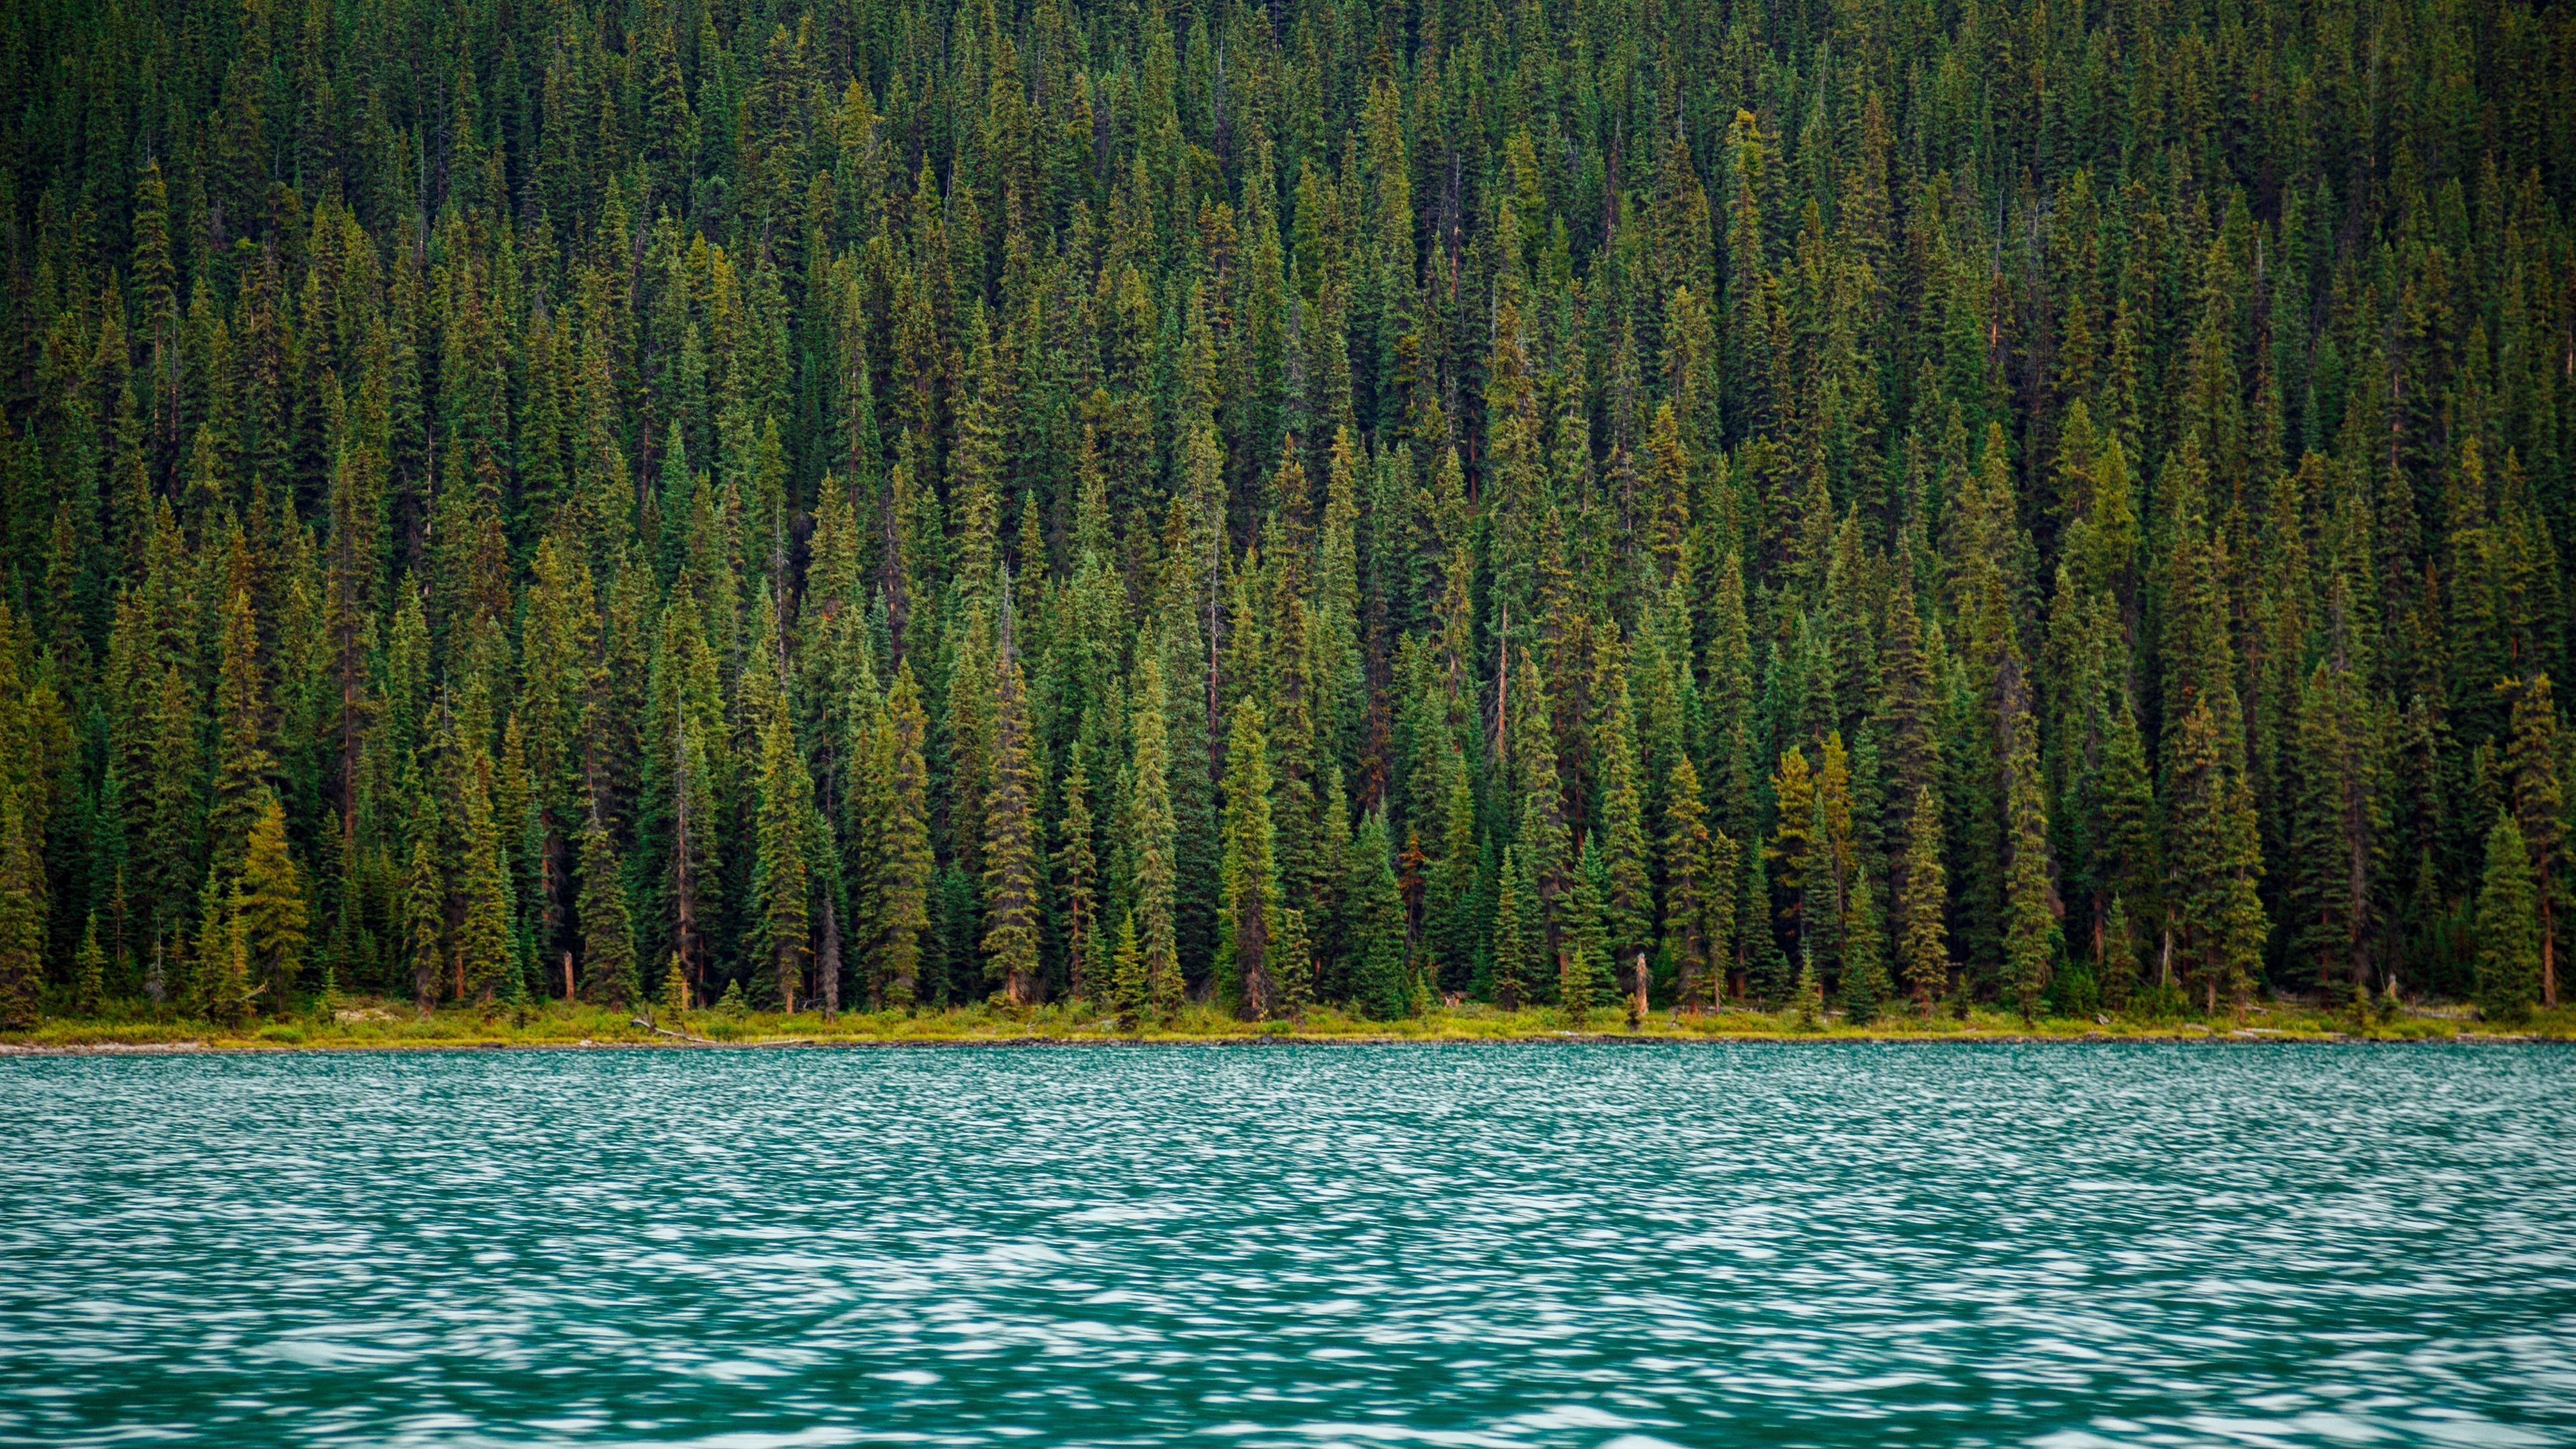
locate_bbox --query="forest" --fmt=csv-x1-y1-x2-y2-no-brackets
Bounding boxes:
0,0,2570,1038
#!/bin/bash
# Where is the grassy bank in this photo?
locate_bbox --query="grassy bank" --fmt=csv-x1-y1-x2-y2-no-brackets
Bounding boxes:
5,996,2567,1052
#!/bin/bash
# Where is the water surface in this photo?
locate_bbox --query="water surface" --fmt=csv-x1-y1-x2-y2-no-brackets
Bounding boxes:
3,1042,2570,1446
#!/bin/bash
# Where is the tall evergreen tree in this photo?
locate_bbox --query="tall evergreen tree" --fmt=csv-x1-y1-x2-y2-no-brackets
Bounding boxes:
1219,697,1283,1019
2476,814,2542,1023
578,817,641,1006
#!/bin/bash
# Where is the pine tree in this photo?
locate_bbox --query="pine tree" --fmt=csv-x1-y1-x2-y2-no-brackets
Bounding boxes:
0,799,40,1030
1792,937,1823,1030
2100,894,2141,1012
1108,912,1148,1024
2476,814,2542,1023
1347,809,1408,1020
2504,676,2563,1008
751,700,814,1011
1057,745,1099,1003
1492,845,1539,1011
207,589,274,885
1897,786,1949,1012
1596,667,1655,971
1128,657,1183,1020
404,837,444,1017
1839,867,1891,1026
981,608,1042,1006
74,912,105,1017
1218,697,1283,1019
1662,755,1717,1010
205,885,255,1031
578,818,641,1006
877,663,933,1009
236,793,308,1013
1560,838,1611,1028
2003,711,2055,1024
458,783,516,1006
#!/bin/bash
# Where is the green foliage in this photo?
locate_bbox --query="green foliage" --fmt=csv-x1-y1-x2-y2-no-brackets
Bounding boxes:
2477,815,2542,1024
578,820,641,1008
3,0,2569,1038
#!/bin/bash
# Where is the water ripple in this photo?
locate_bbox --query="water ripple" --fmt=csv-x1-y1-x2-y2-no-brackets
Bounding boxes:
2,1044,2570,1446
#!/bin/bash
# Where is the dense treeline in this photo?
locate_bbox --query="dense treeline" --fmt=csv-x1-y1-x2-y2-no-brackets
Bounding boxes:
0,0,2571,1033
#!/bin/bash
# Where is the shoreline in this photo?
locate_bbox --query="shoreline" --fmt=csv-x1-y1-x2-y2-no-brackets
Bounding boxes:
5,1026,2563,1057
11,996,2563,1057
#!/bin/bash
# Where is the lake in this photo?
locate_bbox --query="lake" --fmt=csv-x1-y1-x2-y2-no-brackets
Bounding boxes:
2,1043,2569,1446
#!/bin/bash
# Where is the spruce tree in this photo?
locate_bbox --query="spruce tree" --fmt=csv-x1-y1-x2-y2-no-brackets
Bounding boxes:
2505,676,2563,1008
2476,814,2542,1023
1346,809,1408,1020
1128,657,1183,1019
0,800,40,1031
2100,894,2140,1012
206,887,255,1032
877,663,933,1010
1662,755,1717,1010
1839,867,1891,1026
458,786,516,1006
1108,912,1148,1024
1057,745,1099,1003
236,794,308,1014
1218,697,1283,1019
206,589,274,885
578,818,641,1006
751,700,814,1012
1897,786,1949,1012
404,838,444,1017
2003,713,2055,1024
74,913,105,1017
980,591,1044,1007
1560,838,1611,1028
1491,845,1538,1010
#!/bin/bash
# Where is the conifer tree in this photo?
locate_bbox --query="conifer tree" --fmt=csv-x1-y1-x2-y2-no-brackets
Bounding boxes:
1560,838,1611,1027
404,837,443,1017
1108,912,1148,1024
1128,657,1182,1019
1492,845,1538,1011
1218,697,1283,1019
1897,786,1949,1012
1596,668,1654,970
1662,755,1717,1009
578,817,641,1006
2504,676,2563,1008
1057,745,1100,1004
207,589,274,884
2100,894,2140,1011
977,643,1042,1010
2003,712,2056,1023
1839,868,1891,1026
751,700,814,1011
1347,809,1408,1020
205,886,254,1030
74,912,105,1018
877,663,933,1009
0,800,40,1031
1792,938,1823,1030
237,793,308,1012
2477,814,2542,1024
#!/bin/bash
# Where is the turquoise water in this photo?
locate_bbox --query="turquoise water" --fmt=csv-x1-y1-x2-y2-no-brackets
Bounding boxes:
3,1044,2571,1447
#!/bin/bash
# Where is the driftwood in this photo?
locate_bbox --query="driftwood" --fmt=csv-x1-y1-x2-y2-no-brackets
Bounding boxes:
627,1018,815,1048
